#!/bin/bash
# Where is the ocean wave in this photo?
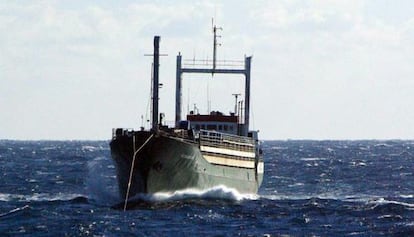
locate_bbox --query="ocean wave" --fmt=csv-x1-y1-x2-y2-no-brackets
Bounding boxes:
0,192,85,203
400,194,414,199
270,146,288,150
40,146,58,151
112,186,259,210
300,157,327,161
350,161,367,167
259,194,380,203
81,145,101,152
367,197,414,209
261,194,414,212
130,185,259,203
259,194,340,201
0,205,30,218
374,143,394,147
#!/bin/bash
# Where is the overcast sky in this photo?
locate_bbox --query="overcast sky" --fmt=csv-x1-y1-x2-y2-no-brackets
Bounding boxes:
1,0,414,140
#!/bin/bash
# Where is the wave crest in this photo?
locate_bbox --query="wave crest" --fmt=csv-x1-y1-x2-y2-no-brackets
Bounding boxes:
0,192,86,203
132,185,258,203
113,185,259,209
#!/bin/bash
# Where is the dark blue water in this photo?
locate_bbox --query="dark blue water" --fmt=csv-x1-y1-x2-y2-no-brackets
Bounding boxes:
1,140,413,236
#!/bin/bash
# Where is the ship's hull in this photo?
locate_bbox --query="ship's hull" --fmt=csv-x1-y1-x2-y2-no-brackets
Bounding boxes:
110,131,263,199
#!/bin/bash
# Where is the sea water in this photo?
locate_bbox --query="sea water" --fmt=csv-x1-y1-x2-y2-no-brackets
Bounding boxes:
0,140,413,236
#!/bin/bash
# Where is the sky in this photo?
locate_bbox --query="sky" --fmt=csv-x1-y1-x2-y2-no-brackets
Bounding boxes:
1,0,414,140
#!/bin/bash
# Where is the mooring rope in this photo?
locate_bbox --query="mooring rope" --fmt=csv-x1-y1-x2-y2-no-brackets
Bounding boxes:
123,133,154,211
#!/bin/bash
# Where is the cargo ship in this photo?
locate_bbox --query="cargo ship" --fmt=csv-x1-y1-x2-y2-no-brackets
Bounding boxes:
110,27,264,207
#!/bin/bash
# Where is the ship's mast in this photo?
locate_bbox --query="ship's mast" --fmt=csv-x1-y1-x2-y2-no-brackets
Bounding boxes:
212,24,222,72
152,36,160,131
175,25,252,136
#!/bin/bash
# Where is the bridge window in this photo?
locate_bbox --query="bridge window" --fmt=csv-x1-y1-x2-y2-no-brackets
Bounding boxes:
207,124,216,130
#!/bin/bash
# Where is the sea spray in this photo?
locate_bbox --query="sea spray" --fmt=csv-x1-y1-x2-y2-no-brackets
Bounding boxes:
86,156,120,206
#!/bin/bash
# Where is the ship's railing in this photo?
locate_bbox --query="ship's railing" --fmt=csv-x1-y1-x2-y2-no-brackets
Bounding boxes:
112,128,134,139
199,129,255,152
172,129,191,140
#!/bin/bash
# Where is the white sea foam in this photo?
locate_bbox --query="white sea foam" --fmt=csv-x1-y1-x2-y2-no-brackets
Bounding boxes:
260,194,336,201
400,194,414,199
40,146,58,151
377,214,403,220
82,145,98,152
0,193,17,202
368,197,414,208
404,222,414,227
259,193,387,203
0,192,84,202
0,205,30,218
350,161,367,167
271,146,288,150
129,185,259,203
300,157,327,161
288,182,304,187
259,194,297,200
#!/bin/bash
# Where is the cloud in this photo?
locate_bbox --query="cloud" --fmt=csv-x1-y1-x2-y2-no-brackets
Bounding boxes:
249,0,363,31
1,0,414,139
241,0,414,139
0,1,219,139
